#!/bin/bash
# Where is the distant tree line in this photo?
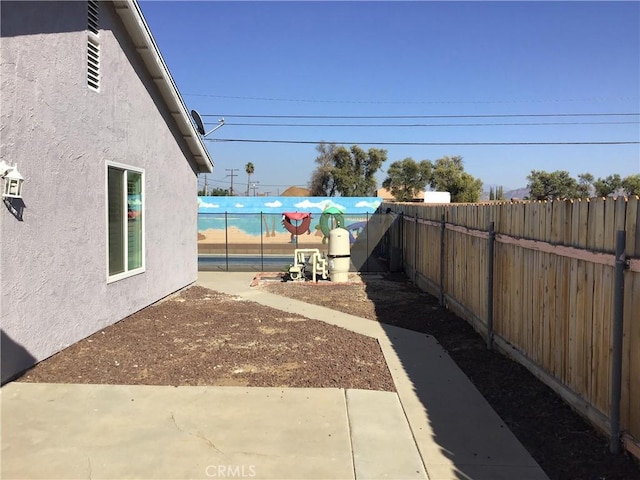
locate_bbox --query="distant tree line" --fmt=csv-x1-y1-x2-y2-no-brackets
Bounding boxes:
526,171,640,200
198,187,229,196
309,143,483,202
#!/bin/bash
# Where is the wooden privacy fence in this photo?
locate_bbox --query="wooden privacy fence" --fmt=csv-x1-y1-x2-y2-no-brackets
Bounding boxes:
383,197,640,457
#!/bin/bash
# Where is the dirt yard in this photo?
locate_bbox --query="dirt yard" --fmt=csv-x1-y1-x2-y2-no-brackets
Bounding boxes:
17,272,640,480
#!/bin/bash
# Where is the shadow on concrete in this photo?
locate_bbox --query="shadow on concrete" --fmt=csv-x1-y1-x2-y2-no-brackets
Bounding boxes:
358,271,640,479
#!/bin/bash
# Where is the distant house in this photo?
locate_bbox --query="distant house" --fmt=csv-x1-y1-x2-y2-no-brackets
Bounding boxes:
376,188,425,202
0,0,213,383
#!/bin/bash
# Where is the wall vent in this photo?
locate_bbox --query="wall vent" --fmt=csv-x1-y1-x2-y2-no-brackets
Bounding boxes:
88,0,99,35
87,39,100,90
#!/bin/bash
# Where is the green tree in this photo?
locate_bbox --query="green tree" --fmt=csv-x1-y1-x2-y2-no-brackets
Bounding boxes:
309,143,387,197
245,162,255,196
333,145,387,196
576,173,594,198
593,174,622,197
621,174,640,196
526,170,578,200
429,156,483,202
382,158,432,202
489,187,495,200
496,185,505,200
309,142,338,196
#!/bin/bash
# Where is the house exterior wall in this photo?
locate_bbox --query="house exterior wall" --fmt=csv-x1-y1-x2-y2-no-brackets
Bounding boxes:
1,1,199,382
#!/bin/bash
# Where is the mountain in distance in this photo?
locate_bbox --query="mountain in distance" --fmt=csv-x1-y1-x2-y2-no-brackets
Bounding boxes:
481,185,529,201
503,187,529,200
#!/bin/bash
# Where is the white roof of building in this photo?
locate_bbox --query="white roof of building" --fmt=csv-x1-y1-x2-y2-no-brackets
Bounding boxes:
112,0,213,173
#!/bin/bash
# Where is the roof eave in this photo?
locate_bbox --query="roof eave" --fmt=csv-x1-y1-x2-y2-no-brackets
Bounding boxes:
112,0,213,173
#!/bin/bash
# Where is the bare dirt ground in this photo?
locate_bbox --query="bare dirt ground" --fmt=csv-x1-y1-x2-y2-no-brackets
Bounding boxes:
18,285,394,391
18,271,640,480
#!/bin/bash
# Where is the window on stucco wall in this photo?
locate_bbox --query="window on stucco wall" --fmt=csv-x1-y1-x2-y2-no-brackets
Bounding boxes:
107,163,145,282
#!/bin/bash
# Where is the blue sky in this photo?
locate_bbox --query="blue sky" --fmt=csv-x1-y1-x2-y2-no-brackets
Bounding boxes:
139,1,640,195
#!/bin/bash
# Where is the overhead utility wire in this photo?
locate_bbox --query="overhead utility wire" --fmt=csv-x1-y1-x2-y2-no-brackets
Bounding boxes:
218,121,638,128
202,112,639,119
186,93,637,105
207,139,639,146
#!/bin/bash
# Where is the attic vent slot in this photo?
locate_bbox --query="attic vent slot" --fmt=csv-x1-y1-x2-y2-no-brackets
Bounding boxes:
88,1,99,35
87,39,100,90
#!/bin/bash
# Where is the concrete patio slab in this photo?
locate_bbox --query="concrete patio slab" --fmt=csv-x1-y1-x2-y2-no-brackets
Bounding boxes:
1,383,354,479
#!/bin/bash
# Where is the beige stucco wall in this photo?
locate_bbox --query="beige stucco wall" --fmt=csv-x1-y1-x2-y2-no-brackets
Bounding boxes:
1,1,200,382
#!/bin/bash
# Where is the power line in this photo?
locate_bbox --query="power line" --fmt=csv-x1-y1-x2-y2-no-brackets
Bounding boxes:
202,112,639,119
217,121,638,128
208,138,640,146
186,93,638,105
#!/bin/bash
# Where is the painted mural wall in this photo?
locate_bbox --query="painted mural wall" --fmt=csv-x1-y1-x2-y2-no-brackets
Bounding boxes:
197,196,383,250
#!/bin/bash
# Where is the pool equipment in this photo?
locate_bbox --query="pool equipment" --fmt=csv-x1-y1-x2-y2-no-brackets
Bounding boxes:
328,227,350,282
288,249,328,282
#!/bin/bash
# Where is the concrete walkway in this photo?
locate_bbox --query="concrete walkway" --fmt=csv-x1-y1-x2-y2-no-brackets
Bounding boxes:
1,272,549,480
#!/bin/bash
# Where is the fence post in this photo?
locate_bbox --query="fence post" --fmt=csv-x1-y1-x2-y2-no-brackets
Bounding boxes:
414,215,418,283
260,212,264,272
400,212,404,269
366,211,370,273
439,213,445,307
610,229,627,454
224,211,229,272
487,221,496,350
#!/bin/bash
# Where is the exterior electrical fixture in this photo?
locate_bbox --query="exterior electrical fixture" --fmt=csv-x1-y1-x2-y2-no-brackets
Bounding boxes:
0,161,24,199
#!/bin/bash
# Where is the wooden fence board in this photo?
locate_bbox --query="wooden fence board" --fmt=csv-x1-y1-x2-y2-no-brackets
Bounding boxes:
628,272,640,439
590,262,606,413
626,196,639,257
567,257,579,391
578,200,589,249
545,253,557,373
574,259,588,395
558,256,570,381
563,200,574,245
571,200,581,247
533,249,543,366
604,198,616,253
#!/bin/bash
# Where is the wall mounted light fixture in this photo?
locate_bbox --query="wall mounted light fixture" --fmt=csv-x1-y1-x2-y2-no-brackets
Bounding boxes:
0,161,24,199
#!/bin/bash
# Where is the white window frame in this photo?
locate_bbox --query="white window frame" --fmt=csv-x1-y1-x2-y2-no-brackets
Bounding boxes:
106,161,145,283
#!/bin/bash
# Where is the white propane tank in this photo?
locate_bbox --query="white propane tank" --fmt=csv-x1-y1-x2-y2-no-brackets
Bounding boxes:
328,227,350,282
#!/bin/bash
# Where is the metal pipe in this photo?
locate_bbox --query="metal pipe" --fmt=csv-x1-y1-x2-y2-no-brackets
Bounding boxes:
487,221,496,350
610,229,626,454
440,213,445,306
260,212,264,272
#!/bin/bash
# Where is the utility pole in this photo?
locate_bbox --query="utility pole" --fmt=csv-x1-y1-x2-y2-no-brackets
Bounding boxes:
203,175,208,196
225,168,239,196
251,181,260,196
